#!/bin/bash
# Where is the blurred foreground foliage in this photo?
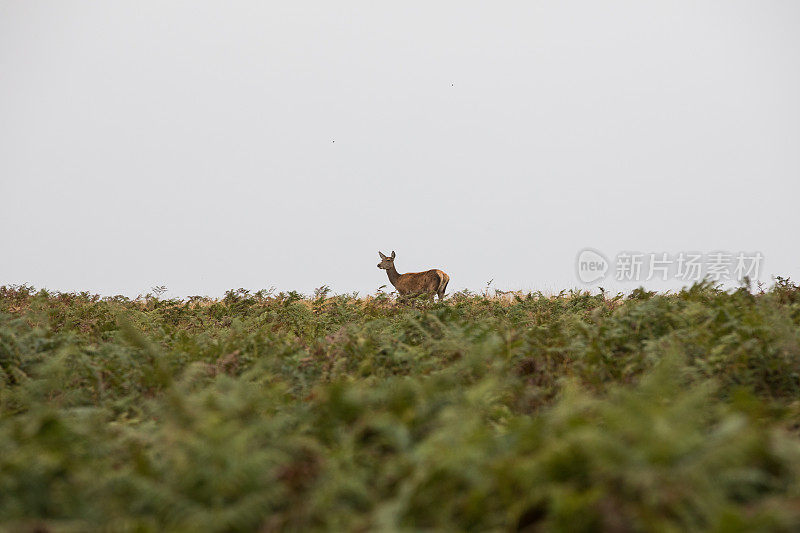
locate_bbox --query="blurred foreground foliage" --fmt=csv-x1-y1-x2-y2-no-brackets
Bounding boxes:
2,280,800,532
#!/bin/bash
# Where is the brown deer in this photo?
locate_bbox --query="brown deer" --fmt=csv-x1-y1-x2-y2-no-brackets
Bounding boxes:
377,251,450,301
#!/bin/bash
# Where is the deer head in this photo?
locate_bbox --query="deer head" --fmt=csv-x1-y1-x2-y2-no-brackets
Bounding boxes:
377,250,396,269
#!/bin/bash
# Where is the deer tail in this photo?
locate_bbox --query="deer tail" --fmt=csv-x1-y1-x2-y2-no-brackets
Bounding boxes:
437,271,450,296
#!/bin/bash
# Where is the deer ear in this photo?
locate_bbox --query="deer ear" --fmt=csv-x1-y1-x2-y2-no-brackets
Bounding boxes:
378,251,387,259
390,251,396,259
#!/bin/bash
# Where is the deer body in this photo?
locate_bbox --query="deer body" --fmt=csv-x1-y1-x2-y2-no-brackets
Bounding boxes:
377,251,449,301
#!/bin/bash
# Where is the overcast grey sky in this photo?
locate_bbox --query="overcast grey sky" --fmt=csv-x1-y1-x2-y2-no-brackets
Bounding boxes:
1,1,798,297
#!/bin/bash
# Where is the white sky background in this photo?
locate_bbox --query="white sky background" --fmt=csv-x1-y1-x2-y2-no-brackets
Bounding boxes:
1,1,798,298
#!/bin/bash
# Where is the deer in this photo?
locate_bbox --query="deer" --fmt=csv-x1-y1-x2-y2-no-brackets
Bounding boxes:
377,251,450,301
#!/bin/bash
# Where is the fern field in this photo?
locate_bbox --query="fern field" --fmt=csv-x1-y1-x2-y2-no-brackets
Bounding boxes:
2,281,800,532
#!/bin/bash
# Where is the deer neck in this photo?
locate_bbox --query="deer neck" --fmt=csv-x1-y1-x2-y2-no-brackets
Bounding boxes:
385,264,401,287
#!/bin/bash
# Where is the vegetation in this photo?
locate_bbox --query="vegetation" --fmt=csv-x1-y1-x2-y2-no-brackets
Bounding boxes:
2,279,800,532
